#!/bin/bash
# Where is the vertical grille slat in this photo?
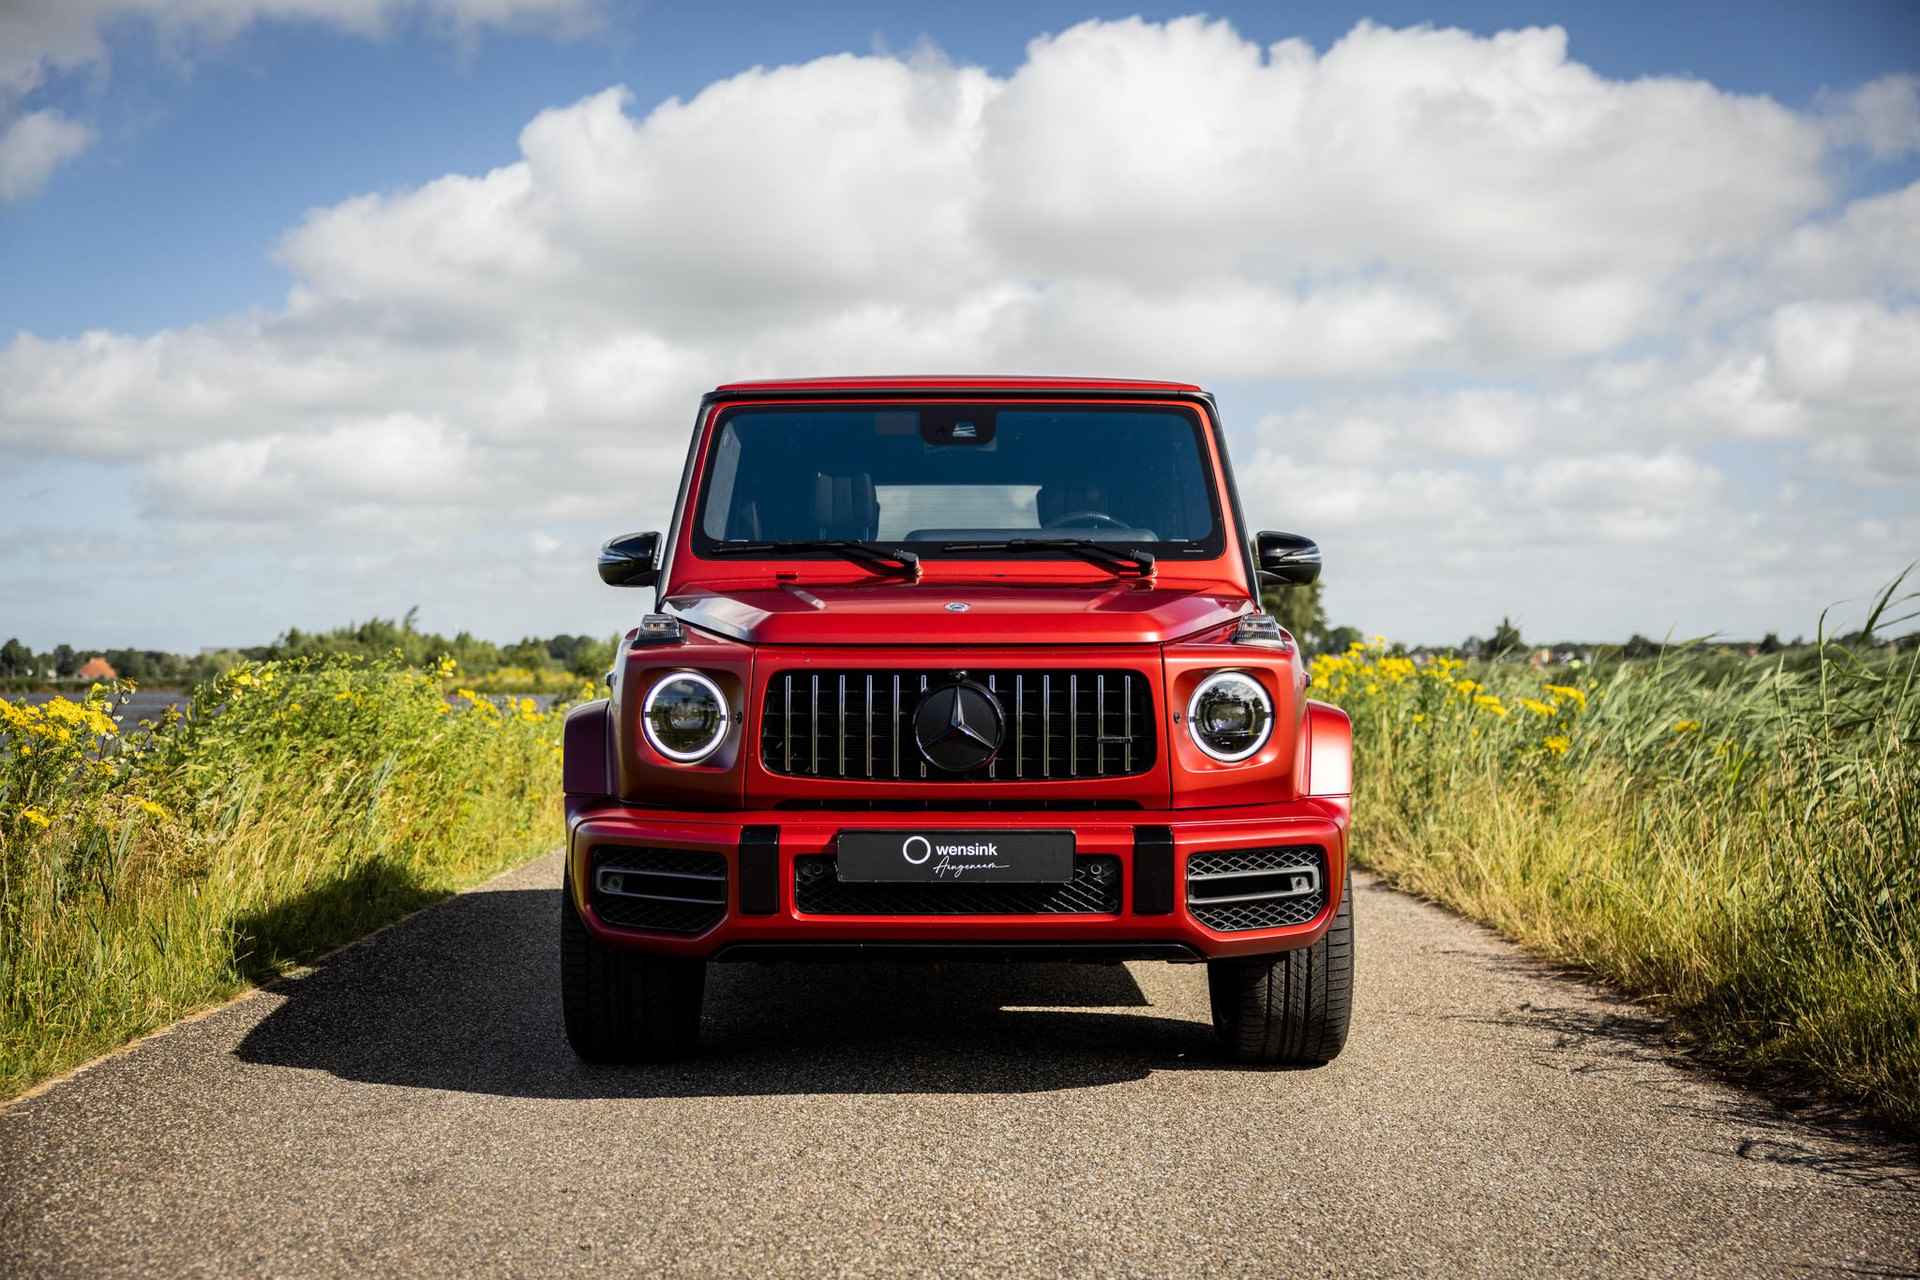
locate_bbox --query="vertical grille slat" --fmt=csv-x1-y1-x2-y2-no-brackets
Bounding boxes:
761,668,1154,782
809,674,821,775
782,674,794,773
986,674,998,780
918,673,930,780
1096,673,1106,775
1042,674,1053,778
1014,674,1025,779
836,673,848,777
1068,673,1079,777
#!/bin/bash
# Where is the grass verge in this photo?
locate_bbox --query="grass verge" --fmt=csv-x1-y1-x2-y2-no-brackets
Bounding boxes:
1319,577,1918,1133
1,657,564,1100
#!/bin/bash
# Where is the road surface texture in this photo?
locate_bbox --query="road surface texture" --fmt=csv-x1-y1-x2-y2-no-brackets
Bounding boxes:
3,851,1915,1278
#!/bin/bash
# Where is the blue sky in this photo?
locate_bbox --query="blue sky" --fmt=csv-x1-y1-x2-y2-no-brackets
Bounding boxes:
2,1,1917,649
8,2,1917,338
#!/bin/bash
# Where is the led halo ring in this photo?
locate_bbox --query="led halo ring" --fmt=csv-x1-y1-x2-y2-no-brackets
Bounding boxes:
1185,670,1275,763
641,670,731,763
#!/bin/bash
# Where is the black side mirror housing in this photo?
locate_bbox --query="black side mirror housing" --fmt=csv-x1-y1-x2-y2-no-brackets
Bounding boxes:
1255,530,1321,586
598,531,661,587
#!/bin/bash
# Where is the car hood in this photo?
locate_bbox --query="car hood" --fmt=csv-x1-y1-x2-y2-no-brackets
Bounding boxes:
664,580,1251,647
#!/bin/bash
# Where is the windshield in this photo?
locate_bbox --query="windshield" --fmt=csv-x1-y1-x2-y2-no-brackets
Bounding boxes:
693,404,1224,558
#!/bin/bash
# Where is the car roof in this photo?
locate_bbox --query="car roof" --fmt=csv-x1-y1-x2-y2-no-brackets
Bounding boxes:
709,375,1206,394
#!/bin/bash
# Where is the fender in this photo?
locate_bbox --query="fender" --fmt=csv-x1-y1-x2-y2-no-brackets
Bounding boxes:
1296,699,1352,820
563,698,613,799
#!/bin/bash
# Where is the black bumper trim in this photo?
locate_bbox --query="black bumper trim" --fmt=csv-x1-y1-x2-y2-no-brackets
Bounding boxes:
711,942,1204,963
1132,825,1175,915
739,825,779,915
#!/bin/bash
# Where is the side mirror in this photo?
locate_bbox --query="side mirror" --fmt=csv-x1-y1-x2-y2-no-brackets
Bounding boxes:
598,531,660,587
1255,530,1321,586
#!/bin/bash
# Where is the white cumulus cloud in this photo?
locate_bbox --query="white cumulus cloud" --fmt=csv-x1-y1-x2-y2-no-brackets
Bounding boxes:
0,108,93,201
1,16,1916,645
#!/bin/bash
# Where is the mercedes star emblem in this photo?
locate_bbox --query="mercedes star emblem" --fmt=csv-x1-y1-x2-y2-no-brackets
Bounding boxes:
913,681,1005,772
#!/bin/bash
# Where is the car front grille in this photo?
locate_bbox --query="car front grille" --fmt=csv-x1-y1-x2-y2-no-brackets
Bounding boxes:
760,668,1155,781
793,855,1123,915
1185,846,1328,932
589,846,728,934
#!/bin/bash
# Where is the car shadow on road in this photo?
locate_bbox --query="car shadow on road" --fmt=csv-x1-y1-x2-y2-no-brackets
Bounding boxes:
1465,994,1920,1195
234,886,1243,1099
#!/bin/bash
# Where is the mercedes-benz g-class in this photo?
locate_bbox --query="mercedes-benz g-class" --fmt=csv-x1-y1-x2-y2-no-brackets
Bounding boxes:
561,377,1354,1064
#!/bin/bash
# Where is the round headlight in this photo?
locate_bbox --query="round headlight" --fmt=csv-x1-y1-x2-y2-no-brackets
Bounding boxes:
643,672,730,763
1187,671,1273,762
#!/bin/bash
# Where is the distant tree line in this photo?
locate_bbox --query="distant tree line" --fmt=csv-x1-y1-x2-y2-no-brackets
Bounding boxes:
0,608,619,689
1256,581,1907,664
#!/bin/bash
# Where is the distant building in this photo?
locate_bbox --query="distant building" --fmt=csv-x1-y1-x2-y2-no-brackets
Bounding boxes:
76,656,116,681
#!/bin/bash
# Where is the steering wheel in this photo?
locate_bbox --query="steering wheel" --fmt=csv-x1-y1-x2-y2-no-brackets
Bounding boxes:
1043,510,1129,531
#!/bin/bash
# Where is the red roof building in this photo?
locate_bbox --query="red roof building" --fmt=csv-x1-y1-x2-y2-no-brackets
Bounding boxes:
76,656,117,681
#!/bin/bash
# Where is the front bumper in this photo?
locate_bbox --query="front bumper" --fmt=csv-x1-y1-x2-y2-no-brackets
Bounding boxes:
567,800,1348,961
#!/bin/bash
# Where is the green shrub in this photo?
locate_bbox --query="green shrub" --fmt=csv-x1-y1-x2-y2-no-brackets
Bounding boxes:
0,656,564,1098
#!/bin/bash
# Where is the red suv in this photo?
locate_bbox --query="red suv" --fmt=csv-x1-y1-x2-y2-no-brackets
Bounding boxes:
561,377,1354,1064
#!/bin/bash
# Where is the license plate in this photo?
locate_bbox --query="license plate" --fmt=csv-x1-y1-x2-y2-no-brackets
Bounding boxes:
834,830,1075,883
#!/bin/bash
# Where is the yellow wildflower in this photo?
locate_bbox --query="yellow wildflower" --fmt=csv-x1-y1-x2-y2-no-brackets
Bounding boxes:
1454,679,1483,695
21,807,51,829
1543,735,1570,756
1672,719,1702,733
1519,697,1555,717
133,798,172,820
1473,695,1509,717
1542,684,1587,711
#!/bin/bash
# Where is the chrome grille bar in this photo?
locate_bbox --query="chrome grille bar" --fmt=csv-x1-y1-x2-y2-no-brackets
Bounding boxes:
1041,674,1052,777
1068,673,1079,777
836,673,847,777
986,674,998,779
1095,673,1106,774
1014,674,1025,778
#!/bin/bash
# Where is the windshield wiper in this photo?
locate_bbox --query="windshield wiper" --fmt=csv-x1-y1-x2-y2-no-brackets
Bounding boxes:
711,539,921,580
943,538,1155,576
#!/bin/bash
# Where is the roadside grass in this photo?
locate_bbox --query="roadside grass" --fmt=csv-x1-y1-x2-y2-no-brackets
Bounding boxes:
1321,575,1919,1133
0,657,564,1100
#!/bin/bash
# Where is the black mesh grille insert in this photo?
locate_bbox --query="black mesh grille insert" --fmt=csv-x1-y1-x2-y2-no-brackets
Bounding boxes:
1186,845,1328,932
761,669,1154,781
794,855,1122,916
589,846,728,935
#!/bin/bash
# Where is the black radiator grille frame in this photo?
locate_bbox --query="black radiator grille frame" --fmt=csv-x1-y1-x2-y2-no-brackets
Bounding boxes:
759,668,1155,782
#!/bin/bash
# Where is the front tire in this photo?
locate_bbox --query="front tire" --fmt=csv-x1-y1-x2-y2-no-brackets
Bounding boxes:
1207,870,1354,1065
560,876,705,1062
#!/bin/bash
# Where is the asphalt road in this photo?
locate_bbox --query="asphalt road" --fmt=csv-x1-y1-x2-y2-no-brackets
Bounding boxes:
3,853,1915,1278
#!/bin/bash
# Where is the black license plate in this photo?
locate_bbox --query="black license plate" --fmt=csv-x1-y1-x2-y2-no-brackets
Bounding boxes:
834,830,1076,884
